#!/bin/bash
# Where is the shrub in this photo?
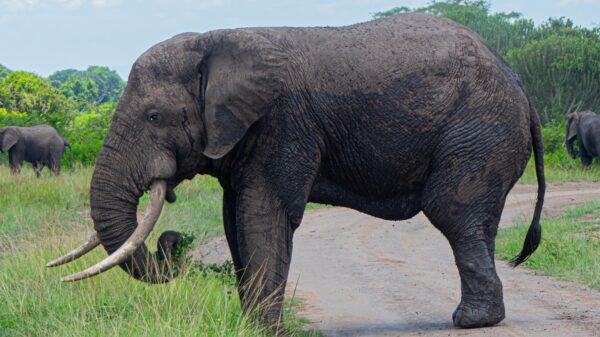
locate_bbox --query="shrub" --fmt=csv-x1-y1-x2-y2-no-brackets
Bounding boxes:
507,34,600,124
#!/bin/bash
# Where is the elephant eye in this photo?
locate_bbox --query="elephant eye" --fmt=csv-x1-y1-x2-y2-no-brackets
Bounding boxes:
147,111,162,125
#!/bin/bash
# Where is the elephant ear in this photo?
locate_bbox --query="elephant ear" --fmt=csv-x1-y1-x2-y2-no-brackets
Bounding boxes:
201,30,288,159
1,128,19,152
566,113,579,142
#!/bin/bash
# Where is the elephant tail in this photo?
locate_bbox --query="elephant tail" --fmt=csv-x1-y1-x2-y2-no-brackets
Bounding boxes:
511,97,546,267
65,141,74,174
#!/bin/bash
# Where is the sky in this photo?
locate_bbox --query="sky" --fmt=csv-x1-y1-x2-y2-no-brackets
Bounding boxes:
1,0,599,79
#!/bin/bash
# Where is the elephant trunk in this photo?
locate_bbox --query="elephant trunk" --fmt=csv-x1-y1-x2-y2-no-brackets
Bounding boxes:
89,158,181,283
48,148,182,283
566,138,578,159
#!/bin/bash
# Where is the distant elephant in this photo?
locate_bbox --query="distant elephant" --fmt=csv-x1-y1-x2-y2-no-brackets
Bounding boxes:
48,13,545,333
0,125,73,176
566,111,600,167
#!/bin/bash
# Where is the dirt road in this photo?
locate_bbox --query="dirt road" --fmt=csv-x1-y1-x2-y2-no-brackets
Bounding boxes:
195,183,600,337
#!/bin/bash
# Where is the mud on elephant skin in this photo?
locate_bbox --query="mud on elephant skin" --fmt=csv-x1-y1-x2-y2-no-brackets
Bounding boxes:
566,110,600,167
0,125,73,176
48,13,545,333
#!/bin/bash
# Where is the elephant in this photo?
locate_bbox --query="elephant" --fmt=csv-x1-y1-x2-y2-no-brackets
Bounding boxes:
0,125,73,176
48,13,545,333
566,110,600,167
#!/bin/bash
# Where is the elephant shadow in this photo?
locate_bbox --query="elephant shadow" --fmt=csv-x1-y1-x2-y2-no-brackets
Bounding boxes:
321,320,459,336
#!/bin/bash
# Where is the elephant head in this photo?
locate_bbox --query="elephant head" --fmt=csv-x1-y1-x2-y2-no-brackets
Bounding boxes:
566,112,580,158
0,127,20,153
566,111,595,159
48,30,288,283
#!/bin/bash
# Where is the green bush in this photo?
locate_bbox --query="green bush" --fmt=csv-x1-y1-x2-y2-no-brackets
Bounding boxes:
0,108,29,126
541,121,566,154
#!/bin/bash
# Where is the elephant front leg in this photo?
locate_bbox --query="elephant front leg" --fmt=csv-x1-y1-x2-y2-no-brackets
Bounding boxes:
33,163,43,178
235,187,302,335
8,152,23,175
222,189,244,282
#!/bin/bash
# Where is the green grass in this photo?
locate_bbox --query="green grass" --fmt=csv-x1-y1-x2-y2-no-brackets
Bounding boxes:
519,147,600,183
496,201,600,289
0,165,321,336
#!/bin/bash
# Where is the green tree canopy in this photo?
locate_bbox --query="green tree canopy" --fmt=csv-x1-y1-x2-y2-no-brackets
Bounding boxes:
0,71,73,130
0,65,11,79
49,66,125,106
374,0,535,56
507,33,600,123
48,69,79,87
0,66,122,162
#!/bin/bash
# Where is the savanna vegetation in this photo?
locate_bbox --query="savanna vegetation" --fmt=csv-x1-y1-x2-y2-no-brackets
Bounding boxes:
0,166,322,336
497,201,600,290
0,65,122,164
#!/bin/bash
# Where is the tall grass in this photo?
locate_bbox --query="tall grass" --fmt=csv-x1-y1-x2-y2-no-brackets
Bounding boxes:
519,149,600,184
496,201,600,289
0,236,265,337
0,165,224,243
0,166,321,336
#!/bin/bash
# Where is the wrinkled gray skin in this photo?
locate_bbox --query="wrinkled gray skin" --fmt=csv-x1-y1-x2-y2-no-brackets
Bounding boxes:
89,13,545,333
0,125,72,177
566,111,600,167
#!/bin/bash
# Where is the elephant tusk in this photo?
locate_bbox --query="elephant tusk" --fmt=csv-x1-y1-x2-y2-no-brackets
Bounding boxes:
46,233,101,267
61,180,167,282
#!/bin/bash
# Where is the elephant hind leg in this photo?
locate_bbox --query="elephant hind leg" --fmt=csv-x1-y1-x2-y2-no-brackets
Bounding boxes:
422,177,508,328
421,129,528,327
581,153,593,167
48,157,61,176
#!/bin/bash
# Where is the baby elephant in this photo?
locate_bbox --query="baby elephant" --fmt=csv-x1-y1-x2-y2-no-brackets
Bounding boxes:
0,125,73,176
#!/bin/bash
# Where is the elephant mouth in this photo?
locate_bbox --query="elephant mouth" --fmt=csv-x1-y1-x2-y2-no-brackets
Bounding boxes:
47,180,168,282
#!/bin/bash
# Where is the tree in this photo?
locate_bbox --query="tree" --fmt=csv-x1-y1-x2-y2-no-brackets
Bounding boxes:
507,34,600,123
0,65,11,79
1,66,121,162
49,66,125,106
48,69,79,88
374,0,535,56
0,71,73,131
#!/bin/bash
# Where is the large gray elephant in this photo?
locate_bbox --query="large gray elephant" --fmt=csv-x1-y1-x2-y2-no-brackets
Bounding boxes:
0,125,73,176
48,13,545,333
566,110,600,167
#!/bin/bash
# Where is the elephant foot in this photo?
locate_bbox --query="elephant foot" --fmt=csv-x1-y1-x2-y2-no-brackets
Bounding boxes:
452,297,505,328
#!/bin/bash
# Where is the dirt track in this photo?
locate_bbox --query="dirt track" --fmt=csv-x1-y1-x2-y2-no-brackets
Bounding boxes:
195,183,600,337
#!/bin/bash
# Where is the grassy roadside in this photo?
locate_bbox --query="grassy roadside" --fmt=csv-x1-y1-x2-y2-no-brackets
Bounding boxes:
0,166,320,336
519,155,600,184
496,201,600,290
